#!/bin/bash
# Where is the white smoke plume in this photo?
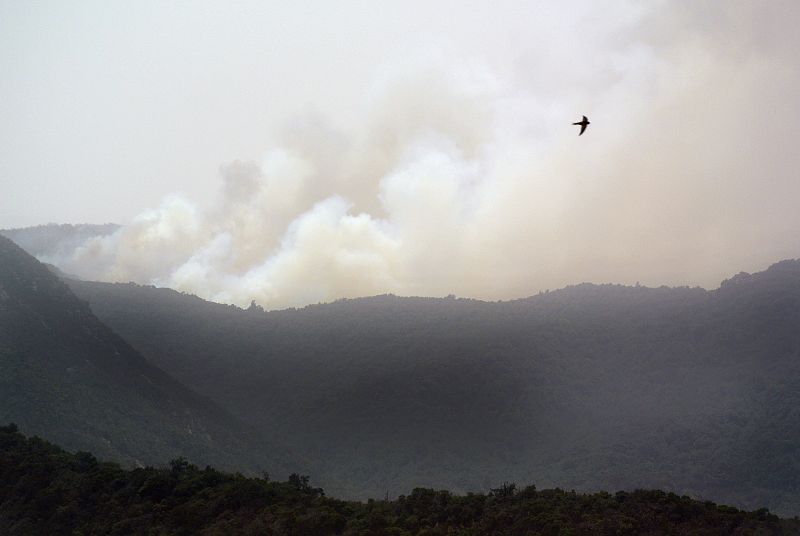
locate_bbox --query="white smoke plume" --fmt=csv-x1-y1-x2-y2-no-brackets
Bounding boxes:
49,1,800,309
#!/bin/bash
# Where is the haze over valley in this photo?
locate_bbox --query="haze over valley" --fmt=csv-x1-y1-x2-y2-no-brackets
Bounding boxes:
2,1,800,533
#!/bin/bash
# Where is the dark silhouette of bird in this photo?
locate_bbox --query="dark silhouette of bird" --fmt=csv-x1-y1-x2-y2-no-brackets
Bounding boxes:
572,115,590,136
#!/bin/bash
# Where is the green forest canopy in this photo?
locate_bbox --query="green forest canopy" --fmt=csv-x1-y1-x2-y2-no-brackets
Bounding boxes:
2,424,798,536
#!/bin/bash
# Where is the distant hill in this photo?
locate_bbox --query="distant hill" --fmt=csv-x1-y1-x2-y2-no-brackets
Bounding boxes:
66,259,800,515
2,425,797,536
0,235,282,475
0,223,118,261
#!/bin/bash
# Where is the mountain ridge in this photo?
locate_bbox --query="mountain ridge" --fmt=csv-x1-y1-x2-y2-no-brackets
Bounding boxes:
63,257,800,514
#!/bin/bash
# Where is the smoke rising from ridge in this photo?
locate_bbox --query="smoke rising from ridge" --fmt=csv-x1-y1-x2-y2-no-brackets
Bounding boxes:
41,2,800,309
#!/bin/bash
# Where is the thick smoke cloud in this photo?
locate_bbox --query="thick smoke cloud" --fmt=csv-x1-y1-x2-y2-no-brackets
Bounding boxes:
48,1,800,309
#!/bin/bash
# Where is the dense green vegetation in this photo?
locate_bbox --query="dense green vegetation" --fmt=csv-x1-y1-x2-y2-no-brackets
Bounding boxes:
67,260,800,515
0,235,282,476
2,425,797,535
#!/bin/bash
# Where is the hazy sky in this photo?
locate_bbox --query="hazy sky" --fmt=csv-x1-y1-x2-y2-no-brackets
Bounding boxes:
2,0,613,226
2,1,799,307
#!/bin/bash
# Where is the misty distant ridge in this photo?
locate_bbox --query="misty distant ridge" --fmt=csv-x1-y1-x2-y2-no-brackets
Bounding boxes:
3,220,796,307
2,223,797,308
0,222,118,261
59,255,800,312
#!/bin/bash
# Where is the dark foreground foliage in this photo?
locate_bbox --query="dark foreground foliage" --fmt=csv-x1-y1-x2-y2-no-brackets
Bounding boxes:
2,425,798,535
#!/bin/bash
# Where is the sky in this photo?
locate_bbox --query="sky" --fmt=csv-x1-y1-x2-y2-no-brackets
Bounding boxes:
1,1,799,308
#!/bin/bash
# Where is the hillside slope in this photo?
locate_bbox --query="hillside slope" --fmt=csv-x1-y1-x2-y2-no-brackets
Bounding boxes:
66,260,800,515
0,235,281,474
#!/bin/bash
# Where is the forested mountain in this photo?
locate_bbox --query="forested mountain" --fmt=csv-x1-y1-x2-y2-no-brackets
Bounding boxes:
0,235,282,475
3,425,797,536
0,223,118,260
66,259,800,515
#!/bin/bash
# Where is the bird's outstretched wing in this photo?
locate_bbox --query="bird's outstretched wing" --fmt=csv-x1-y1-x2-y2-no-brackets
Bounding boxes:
579,123,587,135
582,115,588,122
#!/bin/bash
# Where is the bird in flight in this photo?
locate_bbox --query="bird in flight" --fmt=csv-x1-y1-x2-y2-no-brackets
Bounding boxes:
573,115,590,136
